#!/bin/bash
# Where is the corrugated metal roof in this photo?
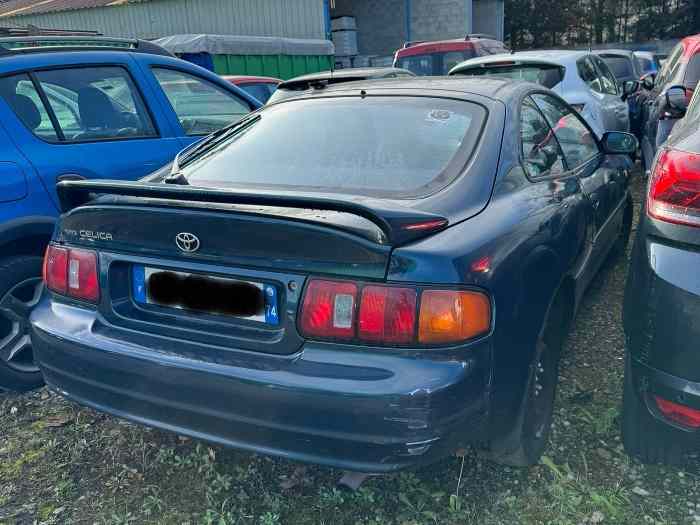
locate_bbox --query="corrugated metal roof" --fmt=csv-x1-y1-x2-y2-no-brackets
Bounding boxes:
0,0,147,19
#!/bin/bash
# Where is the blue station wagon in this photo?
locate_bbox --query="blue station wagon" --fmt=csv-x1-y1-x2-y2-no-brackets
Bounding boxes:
0,36,259,392
32,77,636,472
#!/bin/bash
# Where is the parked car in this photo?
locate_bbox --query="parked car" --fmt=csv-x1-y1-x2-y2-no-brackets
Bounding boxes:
267,67,414,104
0,36,260,392
222,75,281,104
634,51,661,76
393,34,507,76
593,50,644,138
449,50,633,138
622,89,700,464
31,77,636,472
638,34,700,173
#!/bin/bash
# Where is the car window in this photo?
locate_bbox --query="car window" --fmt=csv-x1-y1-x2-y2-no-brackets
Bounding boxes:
593,56,619,95
520,98,566,178
532,94,600,169
599,55,634,81
181,96,486,199
658,43,684,87
28,67,157,142
685,84,700,121
1,75,59,140
396,54,435,76
442,51,471,74
238,83,275,104
577,57,602,93
684,53,700,90
153,68,252,136
456,64,564,89
635,56,654,75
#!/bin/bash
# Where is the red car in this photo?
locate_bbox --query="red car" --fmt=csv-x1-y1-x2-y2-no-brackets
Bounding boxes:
393,34,508,76
223,75,282,104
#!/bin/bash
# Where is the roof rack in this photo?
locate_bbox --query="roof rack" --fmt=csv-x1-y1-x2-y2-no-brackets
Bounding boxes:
0,35,173,57
465,33,497,40
0,25,102,37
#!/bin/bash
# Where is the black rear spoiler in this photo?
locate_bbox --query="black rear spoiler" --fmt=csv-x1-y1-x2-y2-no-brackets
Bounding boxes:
57,180,448,246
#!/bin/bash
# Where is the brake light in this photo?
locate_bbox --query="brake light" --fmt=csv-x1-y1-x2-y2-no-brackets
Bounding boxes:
418,290,491,344
358,286,416,343
655,396,700,428
43,245,99,302
648,149,700,227
299,279,490,346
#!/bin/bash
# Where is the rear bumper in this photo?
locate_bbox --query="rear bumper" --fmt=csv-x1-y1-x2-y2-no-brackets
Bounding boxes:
31,300,491,473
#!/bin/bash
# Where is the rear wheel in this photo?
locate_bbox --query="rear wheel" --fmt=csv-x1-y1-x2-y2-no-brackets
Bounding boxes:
0,256,45,392
621,353,686,465
488,291,569,467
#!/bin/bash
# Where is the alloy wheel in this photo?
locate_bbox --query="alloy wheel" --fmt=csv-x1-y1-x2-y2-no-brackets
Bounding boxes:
0,277,43,373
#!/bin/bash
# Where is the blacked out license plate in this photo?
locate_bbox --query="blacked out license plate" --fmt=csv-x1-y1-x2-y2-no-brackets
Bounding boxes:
132,265,279,325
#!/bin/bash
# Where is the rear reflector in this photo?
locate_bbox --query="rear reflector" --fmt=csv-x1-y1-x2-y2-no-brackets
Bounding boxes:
299,278,490,346
648,148,700,227
358,286,416,343
43,245,99,302
418,290,491,344
654,396,700,428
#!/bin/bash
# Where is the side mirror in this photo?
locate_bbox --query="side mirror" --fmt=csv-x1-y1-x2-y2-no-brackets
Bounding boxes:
622,80,640,101
666,85,689,114
601,131,638,155
641,73,656,90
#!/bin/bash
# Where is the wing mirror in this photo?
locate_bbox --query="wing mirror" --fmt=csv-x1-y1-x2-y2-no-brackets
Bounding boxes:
641,73,656,90
666,85,689,115
601,131,638,156
622,80,640,101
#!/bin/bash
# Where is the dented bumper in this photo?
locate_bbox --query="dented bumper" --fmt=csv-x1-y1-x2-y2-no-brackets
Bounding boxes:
31,299,491,472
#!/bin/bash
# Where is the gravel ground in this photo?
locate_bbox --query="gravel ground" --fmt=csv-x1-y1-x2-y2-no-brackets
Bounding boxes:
2,173,699,525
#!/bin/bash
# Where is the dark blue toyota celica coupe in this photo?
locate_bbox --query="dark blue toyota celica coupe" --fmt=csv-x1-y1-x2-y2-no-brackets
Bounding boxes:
31,77,636,472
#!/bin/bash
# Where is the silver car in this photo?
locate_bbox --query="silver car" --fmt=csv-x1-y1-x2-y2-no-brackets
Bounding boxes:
449,50,631,138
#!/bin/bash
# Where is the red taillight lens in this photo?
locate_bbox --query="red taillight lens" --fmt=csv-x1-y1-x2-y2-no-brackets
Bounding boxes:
43,245,99,302
655,396,700,428
648,149,700,227
44,245,68,294
299,278,491,346
299,279,357,339
358,286,416,343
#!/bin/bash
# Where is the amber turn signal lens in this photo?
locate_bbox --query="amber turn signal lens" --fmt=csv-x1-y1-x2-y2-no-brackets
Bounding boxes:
418,290,490,344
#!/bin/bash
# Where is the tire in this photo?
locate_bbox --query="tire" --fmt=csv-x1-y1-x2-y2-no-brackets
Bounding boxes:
0,256,45,393
621,353,686,465
487,290,569,467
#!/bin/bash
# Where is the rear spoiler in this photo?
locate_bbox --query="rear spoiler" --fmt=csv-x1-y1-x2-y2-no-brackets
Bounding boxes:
57,180,448,246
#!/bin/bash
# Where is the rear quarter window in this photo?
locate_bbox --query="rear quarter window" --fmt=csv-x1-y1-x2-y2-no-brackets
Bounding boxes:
182,96,486,199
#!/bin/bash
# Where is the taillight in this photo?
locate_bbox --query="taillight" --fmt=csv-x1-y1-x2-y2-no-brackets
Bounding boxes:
655,396,700,428
648,149,700,227
299,278,490,346
43,244,99,302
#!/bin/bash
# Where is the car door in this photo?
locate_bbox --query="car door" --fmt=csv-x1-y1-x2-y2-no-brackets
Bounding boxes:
592,55,630,132
0,59,183,207
532,93,630,281
134,57,257,149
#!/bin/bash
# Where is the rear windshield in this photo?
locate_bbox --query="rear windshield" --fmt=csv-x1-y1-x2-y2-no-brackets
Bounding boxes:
600,55,635,80
182,96,486,198
456,64,564,89
397,49,477,76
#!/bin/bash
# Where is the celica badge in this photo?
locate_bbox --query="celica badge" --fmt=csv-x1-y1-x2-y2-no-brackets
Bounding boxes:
175,232,200,253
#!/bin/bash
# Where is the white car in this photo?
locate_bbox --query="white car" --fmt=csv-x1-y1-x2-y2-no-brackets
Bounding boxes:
449,50,633,138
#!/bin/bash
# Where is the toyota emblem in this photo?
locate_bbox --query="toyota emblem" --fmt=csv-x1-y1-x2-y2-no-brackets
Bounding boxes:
175,232,200,253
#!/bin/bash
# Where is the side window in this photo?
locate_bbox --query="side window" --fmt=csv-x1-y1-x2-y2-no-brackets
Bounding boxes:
0,74,58,140
577,57,602,93
520,97,566,178
658,44,683,87
532,94,600,169
442,51,468,74
153,68,252,136
593,57,619,95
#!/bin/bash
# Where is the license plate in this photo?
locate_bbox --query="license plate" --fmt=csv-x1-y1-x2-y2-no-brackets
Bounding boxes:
132,265,279,325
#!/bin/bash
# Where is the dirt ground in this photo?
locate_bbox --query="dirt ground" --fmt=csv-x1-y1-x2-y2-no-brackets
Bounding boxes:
2,174,700,525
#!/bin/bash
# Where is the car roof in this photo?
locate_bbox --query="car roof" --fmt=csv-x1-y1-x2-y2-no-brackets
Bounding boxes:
276,67,415,91
280,76,536,104
593,49,635,58
0,36,172,59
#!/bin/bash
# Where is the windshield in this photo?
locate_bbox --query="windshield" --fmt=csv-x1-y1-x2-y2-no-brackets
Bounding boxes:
600,55,635,80
182,96,485,198
456,64,564,89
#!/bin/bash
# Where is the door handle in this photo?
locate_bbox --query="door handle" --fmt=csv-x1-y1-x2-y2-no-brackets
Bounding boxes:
56,174,86,183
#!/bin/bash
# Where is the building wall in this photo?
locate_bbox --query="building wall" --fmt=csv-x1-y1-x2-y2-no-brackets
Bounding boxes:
332,0,406,57
409,0,467,44
473,0,504,40
0,0,326,40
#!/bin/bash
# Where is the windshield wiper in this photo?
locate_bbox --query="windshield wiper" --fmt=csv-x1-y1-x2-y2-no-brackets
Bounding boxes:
173,114,262,171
